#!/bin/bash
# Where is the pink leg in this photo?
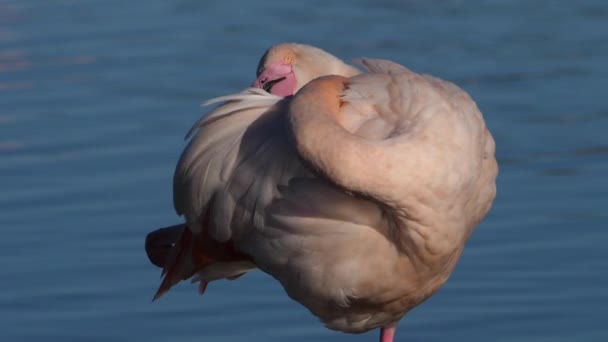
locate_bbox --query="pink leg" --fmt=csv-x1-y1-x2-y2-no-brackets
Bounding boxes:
380,325,396,342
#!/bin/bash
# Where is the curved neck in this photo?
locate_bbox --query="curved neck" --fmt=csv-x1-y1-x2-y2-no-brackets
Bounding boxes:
287,72,498,266
287,75,483,259
288,76,393,204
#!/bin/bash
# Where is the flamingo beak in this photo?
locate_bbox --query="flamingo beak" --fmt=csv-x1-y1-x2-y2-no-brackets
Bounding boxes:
252,62,296,96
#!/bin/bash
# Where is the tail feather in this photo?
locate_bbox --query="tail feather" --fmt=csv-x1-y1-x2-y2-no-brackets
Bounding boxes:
153,228,208,300
145,223,255,301
145,224,184,268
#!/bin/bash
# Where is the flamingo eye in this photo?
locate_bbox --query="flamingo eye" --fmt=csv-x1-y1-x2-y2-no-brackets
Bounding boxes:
284,55,293,63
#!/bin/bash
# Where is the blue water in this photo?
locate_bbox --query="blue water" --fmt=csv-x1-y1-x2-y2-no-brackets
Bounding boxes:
1,1,607,341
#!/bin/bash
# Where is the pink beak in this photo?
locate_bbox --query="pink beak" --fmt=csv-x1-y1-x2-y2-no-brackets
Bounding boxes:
252,62,297,97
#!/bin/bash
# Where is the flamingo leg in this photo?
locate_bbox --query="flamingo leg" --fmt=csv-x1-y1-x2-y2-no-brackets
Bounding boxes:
380,325,396,342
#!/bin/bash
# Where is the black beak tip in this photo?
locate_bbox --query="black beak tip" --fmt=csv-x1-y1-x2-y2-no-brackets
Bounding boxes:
263,76,287,93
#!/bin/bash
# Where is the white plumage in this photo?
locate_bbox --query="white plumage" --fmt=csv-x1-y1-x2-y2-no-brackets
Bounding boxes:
146,44,497,342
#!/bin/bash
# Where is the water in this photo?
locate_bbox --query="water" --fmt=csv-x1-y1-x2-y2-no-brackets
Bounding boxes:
1,1,607,341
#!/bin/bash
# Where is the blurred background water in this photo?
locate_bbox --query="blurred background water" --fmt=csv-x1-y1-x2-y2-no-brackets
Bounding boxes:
0,0,607,341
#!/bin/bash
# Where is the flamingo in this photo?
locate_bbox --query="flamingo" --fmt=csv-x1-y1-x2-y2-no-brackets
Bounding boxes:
145,43,498,342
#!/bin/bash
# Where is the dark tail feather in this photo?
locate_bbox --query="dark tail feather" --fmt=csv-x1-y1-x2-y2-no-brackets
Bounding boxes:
145,222,254,301
145,224,185,268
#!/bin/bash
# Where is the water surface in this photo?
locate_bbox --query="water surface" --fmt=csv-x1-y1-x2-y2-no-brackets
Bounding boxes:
1,1,607,341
